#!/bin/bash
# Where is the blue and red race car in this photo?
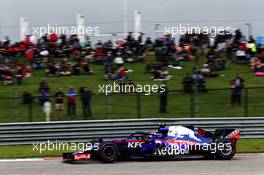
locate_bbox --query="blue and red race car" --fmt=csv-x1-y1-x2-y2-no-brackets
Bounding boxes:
63,125,240,163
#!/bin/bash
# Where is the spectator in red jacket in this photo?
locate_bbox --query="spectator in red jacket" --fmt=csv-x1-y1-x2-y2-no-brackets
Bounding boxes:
49,32,58,42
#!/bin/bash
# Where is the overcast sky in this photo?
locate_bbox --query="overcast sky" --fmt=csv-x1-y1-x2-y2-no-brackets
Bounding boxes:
0,0,263,42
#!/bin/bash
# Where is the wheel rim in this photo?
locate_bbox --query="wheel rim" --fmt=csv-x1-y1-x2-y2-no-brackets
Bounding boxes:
103,146,115,158
219,143,233,156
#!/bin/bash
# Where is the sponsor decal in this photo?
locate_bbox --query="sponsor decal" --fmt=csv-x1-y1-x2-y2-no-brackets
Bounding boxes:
155,143,189,156
228,131,241,144
128,142,143,148
74,154,91,160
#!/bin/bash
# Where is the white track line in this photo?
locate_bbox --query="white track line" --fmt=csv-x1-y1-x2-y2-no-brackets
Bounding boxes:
0,158,44,162
236,153,264,157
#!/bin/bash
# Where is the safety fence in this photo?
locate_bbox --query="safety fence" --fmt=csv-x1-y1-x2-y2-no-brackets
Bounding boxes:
0,87,263,123
0,117,263,145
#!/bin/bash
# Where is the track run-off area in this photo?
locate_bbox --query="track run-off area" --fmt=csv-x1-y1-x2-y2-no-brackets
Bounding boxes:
0,154,263,175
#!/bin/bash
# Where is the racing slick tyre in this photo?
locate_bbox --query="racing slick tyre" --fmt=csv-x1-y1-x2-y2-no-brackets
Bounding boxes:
99,142,119,163
215,138,236,160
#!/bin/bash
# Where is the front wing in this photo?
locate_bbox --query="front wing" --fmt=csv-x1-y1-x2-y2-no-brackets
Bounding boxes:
63,152,92,161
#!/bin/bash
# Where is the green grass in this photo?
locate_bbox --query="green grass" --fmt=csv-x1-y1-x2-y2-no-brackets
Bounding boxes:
236,139,264,153
0,139,263,158
0,55,264,122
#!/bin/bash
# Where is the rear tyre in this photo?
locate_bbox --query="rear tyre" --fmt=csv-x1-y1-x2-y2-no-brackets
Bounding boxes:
215,138,236,160
99,142,119,163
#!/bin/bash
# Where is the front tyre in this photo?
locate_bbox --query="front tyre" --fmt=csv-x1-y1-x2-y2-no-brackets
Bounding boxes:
99,142,119,163
215,138,236,160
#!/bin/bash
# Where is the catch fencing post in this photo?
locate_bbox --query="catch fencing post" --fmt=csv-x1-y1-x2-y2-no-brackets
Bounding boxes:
136,93,141,118
107,93,112,119
28,103,32,122
244,88,249,117
190,92,195,118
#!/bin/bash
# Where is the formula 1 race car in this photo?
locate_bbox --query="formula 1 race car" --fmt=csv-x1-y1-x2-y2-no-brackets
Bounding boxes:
63,125,240,163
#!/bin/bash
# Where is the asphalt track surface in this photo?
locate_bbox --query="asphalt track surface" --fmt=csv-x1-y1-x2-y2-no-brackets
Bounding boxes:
0,154,263,175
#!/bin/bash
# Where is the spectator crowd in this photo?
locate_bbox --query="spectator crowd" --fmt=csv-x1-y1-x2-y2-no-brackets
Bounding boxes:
1,27,263,116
